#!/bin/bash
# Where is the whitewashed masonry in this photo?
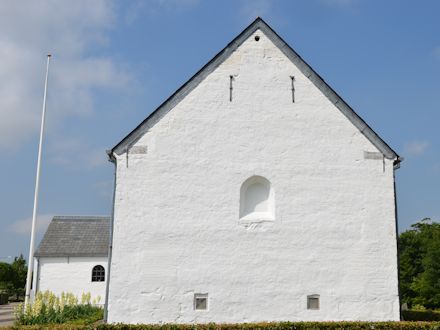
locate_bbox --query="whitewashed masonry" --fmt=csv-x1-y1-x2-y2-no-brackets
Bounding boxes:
106,18,401,323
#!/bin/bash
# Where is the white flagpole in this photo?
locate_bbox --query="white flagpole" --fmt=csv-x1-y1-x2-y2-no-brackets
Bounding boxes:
25,54,51,306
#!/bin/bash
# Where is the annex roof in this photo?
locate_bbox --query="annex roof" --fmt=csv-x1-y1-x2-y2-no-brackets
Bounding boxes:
109,17,399,161
34,216,110,258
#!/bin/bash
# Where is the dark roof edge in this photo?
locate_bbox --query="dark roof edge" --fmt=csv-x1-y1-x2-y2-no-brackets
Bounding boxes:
109,18,264,156
260,19,399,160
52,215,110,221
34,253,108,258
109,17,399,160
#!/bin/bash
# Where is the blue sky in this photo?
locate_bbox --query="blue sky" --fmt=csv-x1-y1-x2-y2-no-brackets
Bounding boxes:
1,0,439,261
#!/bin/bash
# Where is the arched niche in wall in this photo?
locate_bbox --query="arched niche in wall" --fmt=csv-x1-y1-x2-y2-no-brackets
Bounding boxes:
239,176,274,222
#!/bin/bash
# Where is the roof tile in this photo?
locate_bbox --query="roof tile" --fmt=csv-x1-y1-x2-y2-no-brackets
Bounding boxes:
34,216,110,257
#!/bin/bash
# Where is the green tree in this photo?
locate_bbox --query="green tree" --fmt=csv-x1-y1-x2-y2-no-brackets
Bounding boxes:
0,262,14,297
11,254,27,299
399,218,440,309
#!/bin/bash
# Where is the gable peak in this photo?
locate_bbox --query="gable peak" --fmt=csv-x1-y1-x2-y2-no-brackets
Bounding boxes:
109,17,399,162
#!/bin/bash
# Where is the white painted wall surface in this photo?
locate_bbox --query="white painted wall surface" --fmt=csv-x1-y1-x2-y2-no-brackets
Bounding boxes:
37,257,107,304
107,28,399,323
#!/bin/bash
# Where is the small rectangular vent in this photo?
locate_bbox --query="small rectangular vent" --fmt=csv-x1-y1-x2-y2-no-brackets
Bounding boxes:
130,146,148,154
194,293,208,311
307,294,320,310
364,151,383,160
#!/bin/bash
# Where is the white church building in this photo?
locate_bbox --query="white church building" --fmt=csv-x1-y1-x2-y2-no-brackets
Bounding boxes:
105,18,402,323
33,216,109,305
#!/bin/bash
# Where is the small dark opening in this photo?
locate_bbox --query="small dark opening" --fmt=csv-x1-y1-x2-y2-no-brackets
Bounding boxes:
254,35,260,41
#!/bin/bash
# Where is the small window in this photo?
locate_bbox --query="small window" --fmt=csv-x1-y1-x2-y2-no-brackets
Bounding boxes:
194,293,208,311
307,294,320,310
91,265,105,282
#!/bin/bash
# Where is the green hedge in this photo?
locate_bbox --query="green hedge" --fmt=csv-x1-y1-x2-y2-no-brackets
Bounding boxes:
3,321,440,330
98,322,440,330
0,293,8,305
403,310,440,321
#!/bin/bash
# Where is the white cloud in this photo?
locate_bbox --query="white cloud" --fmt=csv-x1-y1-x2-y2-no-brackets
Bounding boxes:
125,0,200,23
9,214,53,236
48,137,108,170
0,1,133,150
404,140,430,157
239,0,273,20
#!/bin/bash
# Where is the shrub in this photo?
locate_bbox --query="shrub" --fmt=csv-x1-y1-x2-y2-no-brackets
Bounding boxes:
2,321,440,330
403,309,440,321
0,293,8,305
96,322,440,330
14,291,103,325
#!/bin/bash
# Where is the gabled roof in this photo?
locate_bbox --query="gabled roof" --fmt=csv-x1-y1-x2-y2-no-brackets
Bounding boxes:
109,17,399,160
35,216,110,258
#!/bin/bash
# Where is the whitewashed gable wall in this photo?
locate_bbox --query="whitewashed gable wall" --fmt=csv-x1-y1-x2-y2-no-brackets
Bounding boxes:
107,28,399,323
